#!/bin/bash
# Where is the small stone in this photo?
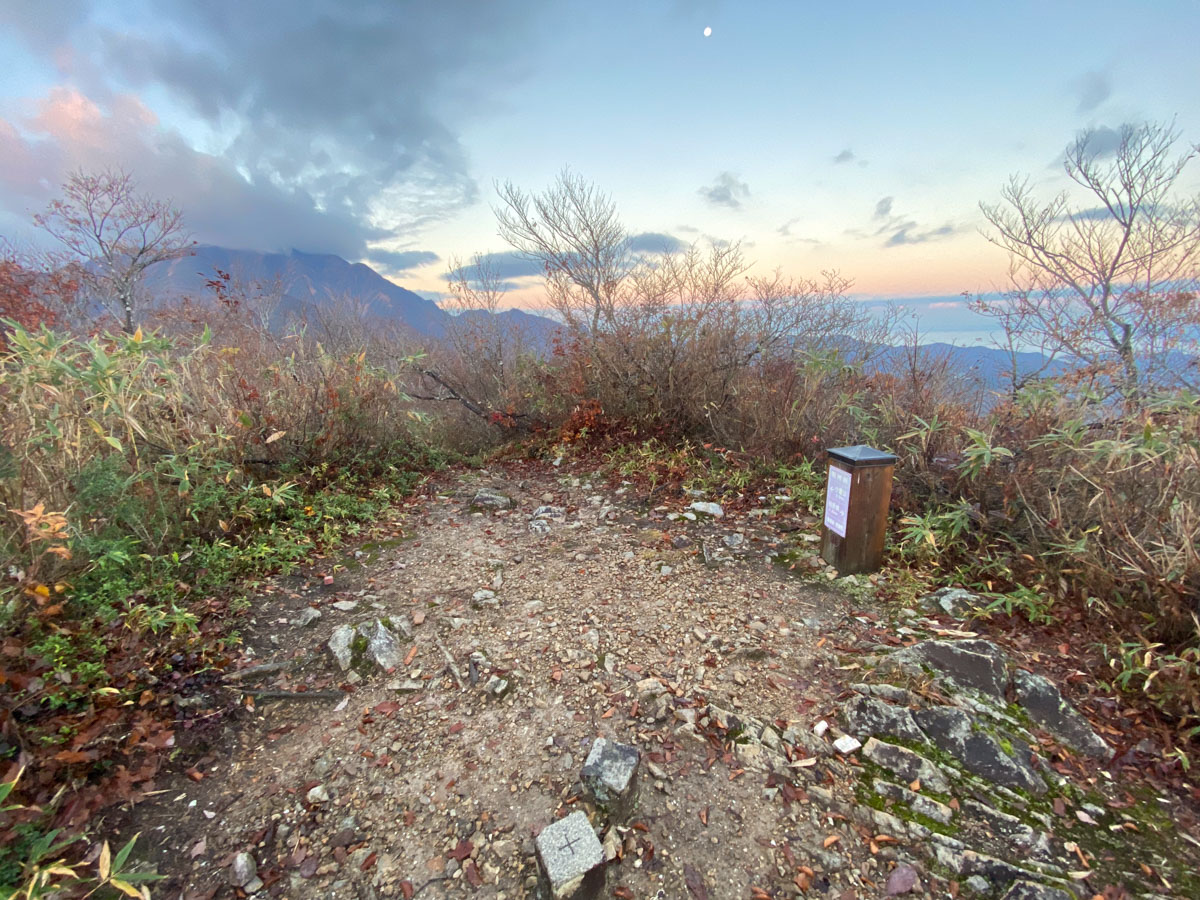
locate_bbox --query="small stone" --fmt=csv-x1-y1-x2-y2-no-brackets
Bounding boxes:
292,607,322,627
965,875,990,893
581,738,641,820
722,533,744,548
1000,881,1076,900
386,679,424,692
231,852,257,887
689,501,724,518
884,862,919,895
813,720,830,737
306,784,330,804
920,587,980,619
331,600,359,612
535,810,606,898
529,519,552,535
484,675,510,697
472,589,499,607
832,735,862,755
471,488,513,510
243,876,264,894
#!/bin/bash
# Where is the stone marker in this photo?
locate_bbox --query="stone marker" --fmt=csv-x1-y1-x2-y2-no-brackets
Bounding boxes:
536,810,606,899
581,738,640,819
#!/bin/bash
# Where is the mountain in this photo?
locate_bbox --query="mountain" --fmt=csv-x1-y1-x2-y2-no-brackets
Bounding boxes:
143,245,562,341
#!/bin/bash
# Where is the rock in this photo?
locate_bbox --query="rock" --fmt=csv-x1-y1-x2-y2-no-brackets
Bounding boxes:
961,799,1052,860
532,505,566,521
363,619,405,669
472,589,499,608
231,852,257,887
920,587,981,619
722,533,745,548
635,677,665,700
861,737,953,794
327,619,409,673
243,876,263,894
471,488,513,510
832,734,862,755
964,875,991,894
813,720,830,737
386,678,424,692
897,640,1009,698
292,607,322,627
915,707,1046,795
873,779,955,825
484,675,510,697
884,862,920,895
529,519,552,535
841,694,928,743
1000,881,1077,900
689,501,724,518
331,599,359,612
306,784,330,804
327,624,356,670
581,738,640,820
1012,669,1110,759
535,810,606,898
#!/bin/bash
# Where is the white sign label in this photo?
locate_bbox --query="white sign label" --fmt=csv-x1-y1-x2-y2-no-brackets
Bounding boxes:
824,466,852,538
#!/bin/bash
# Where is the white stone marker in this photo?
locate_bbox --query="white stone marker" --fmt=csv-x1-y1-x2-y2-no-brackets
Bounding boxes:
535,810,606,898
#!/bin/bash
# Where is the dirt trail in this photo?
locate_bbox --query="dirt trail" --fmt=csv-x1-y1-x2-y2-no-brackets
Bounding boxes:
115,461,1200,900
126,460,883,899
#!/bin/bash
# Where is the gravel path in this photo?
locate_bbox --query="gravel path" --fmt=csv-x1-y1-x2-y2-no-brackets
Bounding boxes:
126,462,945,899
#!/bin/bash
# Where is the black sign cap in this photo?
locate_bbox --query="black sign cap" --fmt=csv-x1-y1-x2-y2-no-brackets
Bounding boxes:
827,445,898,467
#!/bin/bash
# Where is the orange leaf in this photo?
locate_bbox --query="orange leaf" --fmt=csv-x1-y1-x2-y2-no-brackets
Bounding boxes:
822,834,841,848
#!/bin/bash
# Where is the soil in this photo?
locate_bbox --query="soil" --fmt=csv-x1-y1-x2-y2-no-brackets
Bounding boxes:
103,460,1198,900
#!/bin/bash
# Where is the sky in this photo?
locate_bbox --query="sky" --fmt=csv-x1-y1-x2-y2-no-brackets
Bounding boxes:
2,0,1199,344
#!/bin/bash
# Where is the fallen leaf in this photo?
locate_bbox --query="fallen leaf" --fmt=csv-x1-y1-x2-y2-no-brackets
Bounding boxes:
189,839,206,858
823,834,841,848
400,881,414,900
403,646,418,666
684,863,709,900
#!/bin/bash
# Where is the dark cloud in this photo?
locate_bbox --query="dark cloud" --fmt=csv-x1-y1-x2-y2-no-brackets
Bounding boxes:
369,249,440,271
832,148,855,164
1075,70,1112,113
874,196,894,219
627,231,686,254
698,172,750,209
0,90,390,257
1,0,557,254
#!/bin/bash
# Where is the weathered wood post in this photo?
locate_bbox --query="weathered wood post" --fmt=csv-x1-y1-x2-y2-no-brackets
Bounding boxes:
820,444,897,575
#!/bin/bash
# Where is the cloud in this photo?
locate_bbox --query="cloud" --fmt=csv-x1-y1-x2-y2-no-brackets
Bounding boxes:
832,148,855,164
445,250,544,285
698,171,750,209
873,196,894,219
884,224,957,247
1076,124,1124,159
1,0,557,253
927,301,962,310
1075,70,1112,113
627,231,686,254
0,88,391,257
368,249,440,271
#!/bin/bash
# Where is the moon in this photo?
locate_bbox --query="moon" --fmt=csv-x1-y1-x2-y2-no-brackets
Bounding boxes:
703,26,712,37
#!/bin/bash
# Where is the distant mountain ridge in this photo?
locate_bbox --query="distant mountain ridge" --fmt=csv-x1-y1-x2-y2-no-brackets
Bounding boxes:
144,245,562,342
144,246,1070,392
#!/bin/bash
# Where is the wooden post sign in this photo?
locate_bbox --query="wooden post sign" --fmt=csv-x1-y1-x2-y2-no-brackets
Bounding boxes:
820,444,897,575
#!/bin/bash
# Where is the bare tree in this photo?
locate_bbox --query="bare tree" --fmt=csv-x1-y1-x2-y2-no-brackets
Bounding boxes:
977,121,1200,400
35,168,193,333
495,169,631,337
